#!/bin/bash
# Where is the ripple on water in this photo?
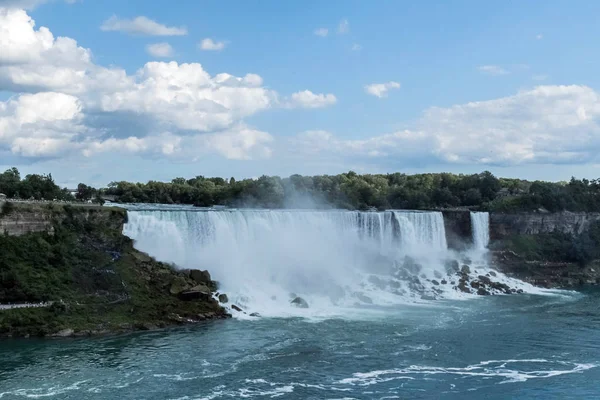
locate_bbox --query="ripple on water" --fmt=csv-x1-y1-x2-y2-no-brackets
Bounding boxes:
337,359,597,389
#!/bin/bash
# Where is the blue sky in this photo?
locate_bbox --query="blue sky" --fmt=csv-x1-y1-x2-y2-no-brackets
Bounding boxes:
1,0,600,187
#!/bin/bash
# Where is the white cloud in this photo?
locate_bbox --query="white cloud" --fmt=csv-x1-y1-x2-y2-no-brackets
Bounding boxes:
0,92,86,157
293,85,600,166
285,90,337,109
314,28,328,37
0,8,336,163
351,44,362,51
536,34,543,40
337,18,349,34
146,42,174,58
199,38,226,51
100,15,187,36
364,81,400,98
478,65,509,76
0,0,46,8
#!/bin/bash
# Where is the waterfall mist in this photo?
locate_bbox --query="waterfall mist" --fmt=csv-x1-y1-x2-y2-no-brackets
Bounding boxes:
122,206,540,317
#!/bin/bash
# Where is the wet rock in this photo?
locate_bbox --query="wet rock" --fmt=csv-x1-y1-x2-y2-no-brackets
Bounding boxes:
169,276,191,295
477,288,491,296
394,268,411,280
137,323,158,331
441,279,448,285
457,280,471,293
431,280,440,286
218,293,229,304
51,329,74,337
470,281,480,289
490,281,511,294
231,304,243,312
460,265,471,275
249,312,261,317
517,289,524,294
450,281,456,285
132,251,152,263
189,269,212,284
489,270,497,277
290,297,309,308
179,284,212,301
421,294,436,301
433,270,443,279
478,275,492,285
445,259,460,273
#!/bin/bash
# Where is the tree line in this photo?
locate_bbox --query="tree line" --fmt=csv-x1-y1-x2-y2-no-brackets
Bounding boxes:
3,167,600,212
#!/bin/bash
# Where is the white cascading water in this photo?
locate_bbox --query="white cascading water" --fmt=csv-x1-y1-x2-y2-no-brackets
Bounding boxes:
123,207,542,317
470,212,490,250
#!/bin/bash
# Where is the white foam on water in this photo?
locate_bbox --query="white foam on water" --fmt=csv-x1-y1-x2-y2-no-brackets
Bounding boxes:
337,359,597,386
122,208,564,318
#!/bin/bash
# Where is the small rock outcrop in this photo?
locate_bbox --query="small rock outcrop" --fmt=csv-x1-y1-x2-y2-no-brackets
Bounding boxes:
231,304,243,312
290,297,309,308
218,293,229,303
190,269,212,285
179,284,212,301
169,276,191,295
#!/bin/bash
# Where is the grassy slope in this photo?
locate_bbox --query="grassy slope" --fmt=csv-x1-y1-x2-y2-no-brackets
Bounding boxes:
0,203,226,337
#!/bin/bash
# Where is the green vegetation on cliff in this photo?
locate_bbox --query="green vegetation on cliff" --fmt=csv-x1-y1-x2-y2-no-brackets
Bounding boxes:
0,203,227,337
493,221,600,266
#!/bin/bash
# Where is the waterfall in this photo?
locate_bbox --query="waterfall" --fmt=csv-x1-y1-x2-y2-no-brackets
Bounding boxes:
470,212,490,250
122,207,531,316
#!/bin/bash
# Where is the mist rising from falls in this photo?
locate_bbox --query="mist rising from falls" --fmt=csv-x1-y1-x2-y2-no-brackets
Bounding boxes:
123,208,537,317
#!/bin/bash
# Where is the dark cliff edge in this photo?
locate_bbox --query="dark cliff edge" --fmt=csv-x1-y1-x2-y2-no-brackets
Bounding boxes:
442,210,473,251
0,202,229,338
489,211,600,288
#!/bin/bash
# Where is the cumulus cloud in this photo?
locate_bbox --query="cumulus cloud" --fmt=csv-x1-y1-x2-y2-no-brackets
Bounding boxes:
337,18,349,34
199,38,226,51
364,81,400,98
0,8,333,163
285,90,337,109
314,28,328,37
478,65,509,76
292,85,600,166
100,15,187,36
0,92,86,157
146,42,174,58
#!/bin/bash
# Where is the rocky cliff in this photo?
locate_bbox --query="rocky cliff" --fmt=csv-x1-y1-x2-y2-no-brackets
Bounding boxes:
442,210,472,250
0,201,228,338
490,211,600,240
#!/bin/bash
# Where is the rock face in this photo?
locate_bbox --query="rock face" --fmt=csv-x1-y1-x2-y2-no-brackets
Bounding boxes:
442,210,473,250
290,297,309,308
218,294,229,303
490,211,600,240
190,269,212,284
0,203,229,338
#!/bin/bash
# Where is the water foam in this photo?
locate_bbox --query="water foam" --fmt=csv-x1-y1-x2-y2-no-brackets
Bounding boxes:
122,208,548,317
